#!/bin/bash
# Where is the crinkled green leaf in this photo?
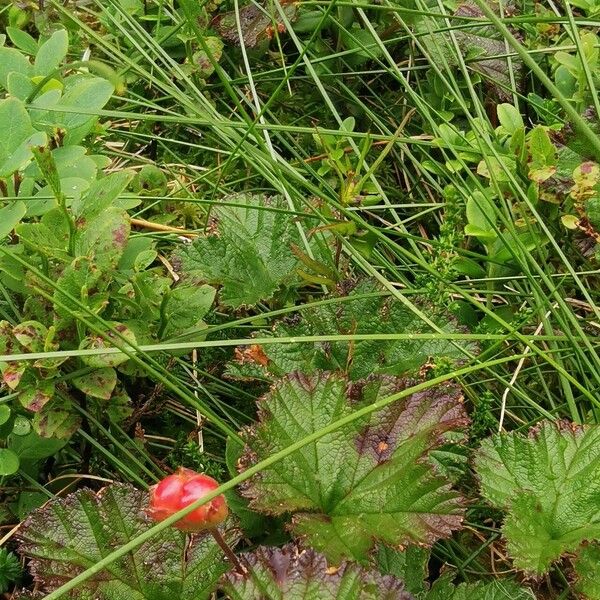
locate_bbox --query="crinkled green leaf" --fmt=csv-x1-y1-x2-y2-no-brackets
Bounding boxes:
177,195,303,307
17,484,231,599
573,543,600,599
474,420,600,574
73,368,117,400
417,3,522,100
426,574,535,600
228,279,477,381
239,372,468,562
221,543,414,600
376,546,430,597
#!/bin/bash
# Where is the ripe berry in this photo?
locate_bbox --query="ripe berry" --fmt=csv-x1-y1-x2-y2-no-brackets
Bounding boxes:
148,467,228,532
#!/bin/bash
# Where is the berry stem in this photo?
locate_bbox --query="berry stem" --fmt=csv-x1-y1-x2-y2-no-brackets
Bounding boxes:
210,528,247,575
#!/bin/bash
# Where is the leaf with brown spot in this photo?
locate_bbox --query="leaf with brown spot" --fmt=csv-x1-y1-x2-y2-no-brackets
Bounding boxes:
72,367,117,400
13,320,48,352
79,322,137,368
19,380,55,412
2,362,27,389
74,207,130,271
32,396,80,439
238,372,468,563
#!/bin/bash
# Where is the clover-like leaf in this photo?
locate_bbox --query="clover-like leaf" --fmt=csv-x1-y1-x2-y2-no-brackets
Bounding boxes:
228,279,477,381
176,195,305,307
474,420,600,574
238,372,468,562
221,543,414,600
17,484,232,599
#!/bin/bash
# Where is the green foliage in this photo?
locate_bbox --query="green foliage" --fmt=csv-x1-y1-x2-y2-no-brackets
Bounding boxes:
0,548,21,594
16,484,231,599
228,279,477,381
222,543,414,600
573,543,600,599
177,195,306,307
425,574,535,600
475,420,600,574
1,0,600,598
238,372,468,562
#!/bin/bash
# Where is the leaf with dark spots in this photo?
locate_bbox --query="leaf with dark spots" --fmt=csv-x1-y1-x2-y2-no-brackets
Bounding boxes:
53,257,106,320
16,484,232,599
19,380,55,412
13,321,48,352
79,322,137,368
72,367,117,400
74,207,130,271
221,543,415,599
32,396,80,439
238,372,468,562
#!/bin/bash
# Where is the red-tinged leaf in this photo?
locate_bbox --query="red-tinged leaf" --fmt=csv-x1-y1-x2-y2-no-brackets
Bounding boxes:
238,372,469,563
16,484,232,599
13,320,48,352
221,543,415,600
3,363,26,389
19,380,55,412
